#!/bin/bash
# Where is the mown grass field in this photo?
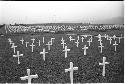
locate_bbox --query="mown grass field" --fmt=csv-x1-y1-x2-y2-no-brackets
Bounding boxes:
0,29,124,83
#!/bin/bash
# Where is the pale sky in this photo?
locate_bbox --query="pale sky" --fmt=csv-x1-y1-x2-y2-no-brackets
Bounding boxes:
0,1,124,24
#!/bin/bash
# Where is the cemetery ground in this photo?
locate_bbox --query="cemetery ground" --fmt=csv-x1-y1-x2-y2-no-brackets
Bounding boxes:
0,29,124,83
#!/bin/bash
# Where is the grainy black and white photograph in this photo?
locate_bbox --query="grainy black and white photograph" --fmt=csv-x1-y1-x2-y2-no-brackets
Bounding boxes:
0,1,124,83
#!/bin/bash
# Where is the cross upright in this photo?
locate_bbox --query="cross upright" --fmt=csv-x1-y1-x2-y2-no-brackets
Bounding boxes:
50,38,55,44
40,48,48,61
69,36,75,41
20,69,38,84
65,62,78,84
106,35,109,40
108,37,112,44
43,37,45,43
118,34,123,43
61,37,66,49
81,37,84,42
98,38,102,45
77,35,80,40
75,40,79,47
13,51,23,64
113,41,118,51
46,41,52,50
29,43,35,52
20,38,24,44
63,46,70,58
31,37,35,43
37,40,41,46
25,41,29,47
11,43,17,54
87,38,91,46
82,45,88,55
99,57,109,76
112,35,117,40
98,43,104,53
96,34,102,39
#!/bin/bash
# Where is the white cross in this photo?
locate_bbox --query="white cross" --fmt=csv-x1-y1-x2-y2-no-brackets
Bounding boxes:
46,41,52,50
69,36,75,41
43,37,45,43
82,45,88,55
29,43,35,52
108,37,112,44
31,37,35,43
40,48,48,61
75,40,79,47
118,34,123,43
13,51,23,64
50,38,55,44
61,37,66,49
95,34,102,39
98,43,104,53
25,41,29,47
99,57,109,76
77,35,80,40
106,35,109,40
98,38,102,45
11,43,17,54
20,69,38,84
81,37,84,42
37,40,41,46
87,39,91,46
63,46,70,58
113,41,118,51
8,38,13,43
20,38,24,44
112,35,117,40
65,62,78,84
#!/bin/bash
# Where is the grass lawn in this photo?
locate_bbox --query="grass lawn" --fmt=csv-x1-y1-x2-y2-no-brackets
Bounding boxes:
0,29,124,83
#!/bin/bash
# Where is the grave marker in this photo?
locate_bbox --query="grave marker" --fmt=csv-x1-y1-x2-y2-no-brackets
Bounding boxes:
63,46,70,58
99,57,109,76
20,69,38,84
11,43,17,54
75,40,79,47
81,37,84,42
108,37,112,44
29,43,35,52
113,41,118,51
87,38,91,46
31,37,35,43
40,48,48,61
61,37,66,49
69,36,75,41
65,62,78,84
13,51,23,64
37,40,41,46
25,42,29,47
112,35,117,40
118,34,123,43
43,37,45,43
46,41,52,50
98,43,104,53
82,45,88,55
20,38,24,44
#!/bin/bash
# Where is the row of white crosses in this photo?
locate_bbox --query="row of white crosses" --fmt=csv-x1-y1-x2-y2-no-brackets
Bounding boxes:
20,56,110,84
95,34,123,52
8,38,23,64
68,34,93,47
